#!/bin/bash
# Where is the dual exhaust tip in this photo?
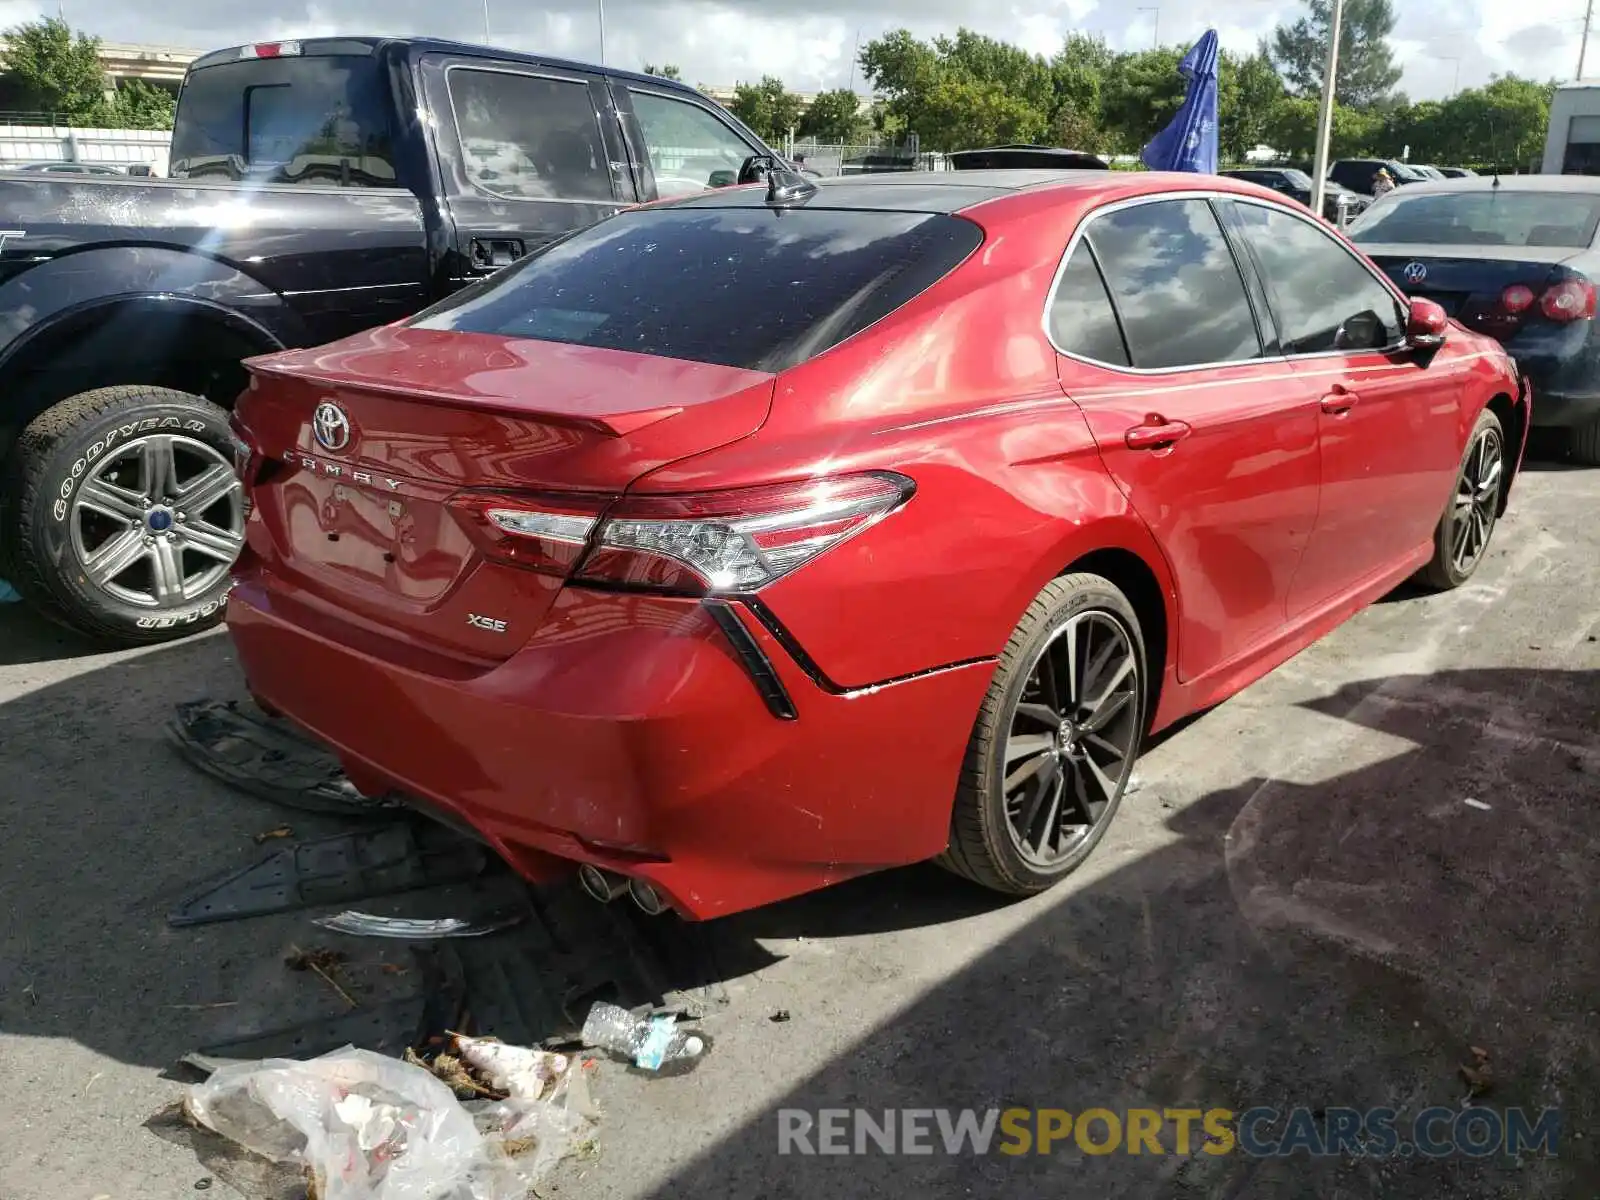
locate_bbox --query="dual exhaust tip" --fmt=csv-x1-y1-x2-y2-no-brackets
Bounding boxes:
577,862,668,916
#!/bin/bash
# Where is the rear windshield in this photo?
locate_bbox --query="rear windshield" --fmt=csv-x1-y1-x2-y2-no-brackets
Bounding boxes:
409,207,984,371
169,55,397,187
1348,191,1600,248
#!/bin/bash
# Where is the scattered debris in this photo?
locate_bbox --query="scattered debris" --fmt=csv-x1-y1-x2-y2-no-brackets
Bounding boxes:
769,1009,792,1023
183,1046,595,1199
581,1001,705,1071
1462,798,1492,811
287,944,358,1010
169,1002,241,1011
1459,1046,1494,1099
312,909,526,940
0,578,19,603
380,963,408,976
455,1035,570,1101
404,1047,506,1100
194,1178,213,1191
167,823,490,928
167,699,406,818
253,825,296,844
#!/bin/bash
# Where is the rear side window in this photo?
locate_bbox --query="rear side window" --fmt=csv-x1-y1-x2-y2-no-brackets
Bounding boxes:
409,207,982,371
170,56,397,187
1048,241,1129,366
1085,199,1262,369
1348,191,1600,249
448,69,615,202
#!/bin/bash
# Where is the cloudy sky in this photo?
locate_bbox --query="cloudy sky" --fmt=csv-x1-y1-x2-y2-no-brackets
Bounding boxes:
12,0,1592,100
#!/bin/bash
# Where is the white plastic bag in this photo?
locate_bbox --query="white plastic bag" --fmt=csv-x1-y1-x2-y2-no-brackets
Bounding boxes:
183,1046,523,1200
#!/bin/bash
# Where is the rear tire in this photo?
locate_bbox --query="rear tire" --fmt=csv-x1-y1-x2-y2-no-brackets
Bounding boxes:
939,573,1148,895
0,386,243,644
1570,416,1600,466
1419,407,1504,591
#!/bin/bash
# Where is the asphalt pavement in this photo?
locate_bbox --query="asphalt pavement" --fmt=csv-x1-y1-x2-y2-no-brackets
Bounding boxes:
1,459,1598,1199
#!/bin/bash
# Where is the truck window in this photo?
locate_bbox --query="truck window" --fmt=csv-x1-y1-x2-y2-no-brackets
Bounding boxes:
169,56,397,187
447,68,614,203
630,91,757,197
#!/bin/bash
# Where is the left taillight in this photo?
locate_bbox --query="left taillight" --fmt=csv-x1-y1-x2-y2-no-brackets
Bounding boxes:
578,472,914,593
446,472,915,593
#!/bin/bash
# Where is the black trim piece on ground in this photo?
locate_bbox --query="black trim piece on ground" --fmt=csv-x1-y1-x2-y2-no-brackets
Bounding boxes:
702,598,799,720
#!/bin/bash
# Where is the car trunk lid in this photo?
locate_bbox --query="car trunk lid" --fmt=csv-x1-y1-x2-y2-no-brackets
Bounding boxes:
1360,243,1589,338
235,326,775,662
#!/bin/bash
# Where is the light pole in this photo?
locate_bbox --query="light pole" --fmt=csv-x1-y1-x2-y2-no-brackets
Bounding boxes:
1137,7,1160,49
597,0,607,65
1581,0,1595,79
1434,54,1460,95
1309,0,1345,220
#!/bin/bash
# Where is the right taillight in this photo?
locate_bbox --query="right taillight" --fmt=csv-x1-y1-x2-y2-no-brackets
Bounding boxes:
578,472,914,593
1540,277,1597,322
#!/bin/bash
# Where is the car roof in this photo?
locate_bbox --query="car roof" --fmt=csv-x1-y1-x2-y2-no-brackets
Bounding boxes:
1379,174,1600,195
190,35,708,97
650,169,1298,217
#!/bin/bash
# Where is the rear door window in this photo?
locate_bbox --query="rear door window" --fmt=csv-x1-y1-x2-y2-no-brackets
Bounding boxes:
447,68,615,202
1048,241,1130,366
170,55,397,187
1085,199,1263,369
629,90,759,197
409,207,982,371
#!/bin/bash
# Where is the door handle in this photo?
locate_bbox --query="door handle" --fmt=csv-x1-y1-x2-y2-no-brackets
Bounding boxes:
1320,386,1359,415
1124,418,1192,451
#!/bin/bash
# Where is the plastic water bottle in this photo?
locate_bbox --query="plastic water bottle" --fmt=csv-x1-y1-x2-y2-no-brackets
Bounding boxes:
0,578,19,604
580,1002,705,1071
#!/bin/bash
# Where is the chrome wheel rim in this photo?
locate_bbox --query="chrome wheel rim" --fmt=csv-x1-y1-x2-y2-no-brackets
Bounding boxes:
1451,426,1502,576
68,433,245,609
1002,610,1141,869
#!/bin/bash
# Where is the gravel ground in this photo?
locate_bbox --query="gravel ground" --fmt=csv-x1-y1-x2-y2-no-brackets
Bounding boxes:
1,461,1597,1200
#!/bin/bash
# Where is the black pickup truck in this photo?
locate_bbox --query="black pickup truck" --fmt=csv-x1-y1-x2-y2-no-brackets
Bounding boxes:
0,35,783,644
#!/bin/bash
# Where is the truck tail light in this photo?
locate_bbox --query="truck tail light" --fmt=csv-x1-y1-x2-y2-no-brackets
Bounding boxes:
1540,278,1596,322
240,41,302,59
576,473,914,593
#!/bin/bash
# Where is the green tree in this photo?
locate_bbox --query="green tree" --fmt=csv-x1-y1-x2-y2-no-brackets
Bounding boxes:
98,78,175,130
1261,95,1380,158
728,75,804,141
1050,33,1114,151
1425,75,1555,169
2,17,108,121
1100,48,1187,153
1270,0,1403,109
1219,49,1286,162
798,88,864,142
642,63,681,80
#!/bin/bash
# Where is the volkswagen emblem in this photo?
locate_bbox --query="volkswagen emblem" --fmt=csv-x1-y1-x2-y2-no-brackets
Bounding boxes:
1402,261,1428,286
312,401,353,452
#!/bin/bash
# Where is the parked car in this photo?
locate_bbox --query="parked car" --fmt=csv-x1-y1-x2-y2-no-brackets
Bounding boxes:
226,168,1530,919
1410,165,1448,180
1430,166,1478,179
1328,158,1427,195
948,145,1109,171
1219,167,1368,222
0,36,784,645
1348,174,1600,462
8,161,124,175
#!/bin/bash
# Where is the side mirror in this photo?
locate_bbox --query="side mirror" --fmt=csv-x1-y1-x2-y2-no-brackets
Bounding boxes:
1405,296,1449,350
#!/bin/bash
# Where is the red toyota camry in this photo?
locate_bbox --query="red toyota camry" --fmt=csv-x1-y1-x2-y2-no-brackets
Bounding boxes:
227,169,1530,919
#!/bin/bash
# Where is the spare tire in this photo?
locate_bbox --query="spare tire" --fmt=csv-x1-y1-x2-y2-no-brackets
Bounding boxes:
1,385,244,644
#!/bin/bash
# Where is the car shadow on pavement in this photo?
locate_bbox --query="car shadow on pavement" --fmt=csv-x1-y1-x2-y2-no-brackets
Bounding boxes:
0,601,116,665
649,664,1600,1200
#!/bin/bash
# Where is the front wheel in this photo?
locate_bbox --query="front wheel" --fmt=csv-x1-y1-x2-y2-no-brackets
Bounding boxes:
1418,408,1504,591
1,385,244,644
939,573,1148,895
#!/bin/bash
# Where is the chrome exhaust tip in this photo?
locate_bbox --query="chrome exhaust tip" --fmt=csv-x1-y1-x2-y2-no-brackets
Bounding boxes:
628,878,668,916
578,863,629,903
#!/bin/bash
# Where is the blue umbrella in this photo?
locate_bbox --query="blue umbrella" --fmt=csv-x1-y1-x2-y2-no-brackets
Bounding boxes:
1140,29,1220,173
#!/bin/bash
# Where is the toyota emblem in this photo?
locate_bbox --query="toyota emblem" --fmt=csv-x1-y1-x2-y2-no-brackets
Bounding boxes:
1402,261,1428,286
312,401,353,452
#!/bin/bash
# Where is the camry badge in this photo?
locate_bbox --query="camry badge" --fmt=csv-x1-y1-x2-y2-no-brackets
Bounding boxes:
312,401,353,452
1402,261,1428,286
